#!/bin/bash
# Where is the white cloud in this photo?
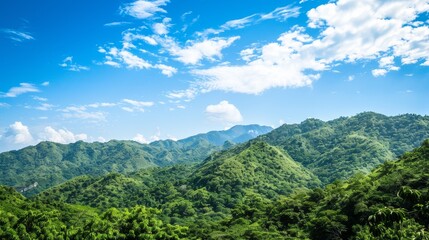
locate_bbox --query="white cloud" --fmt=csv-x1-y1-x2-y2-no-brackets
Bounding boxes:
205,100,243,123
60,56,89,71
372,69,388,77
2,83,39,97
347,75,355,81
153,18,171,35
193,0,429,94
41,81,50,86
133,133,148,143
166,88,197,100
104,21,131,27
3,122,34,144
33,96,47,102
122,99,154,112
87,102,117,108
194,28,321,94
0,103,10,108
161,36,240,65
62,106,106,121
2,29,34,42
154,64,177,77
119,50,152,69
240,48,257,62
141,36,158,45
260,5,301,21
121,0,169,19
198,5,300,37
35,103,54,111
40,126,87,144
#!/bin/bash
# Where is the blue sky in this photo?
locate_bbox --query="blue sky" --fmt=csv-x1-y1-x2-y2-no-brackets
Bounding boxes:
1,0,428,152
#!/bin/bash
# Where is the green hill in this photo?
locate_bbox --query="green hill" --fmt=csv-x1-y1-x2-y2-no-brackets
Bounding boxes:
189,139,429,239
36,142,319,215
258,112,429,183
191,141,320,198
4,140,429,239
0,124,271,196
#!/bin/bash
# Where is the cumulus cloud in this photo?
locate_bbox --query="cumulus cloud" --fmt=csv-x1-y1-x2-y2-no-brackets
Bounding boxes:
194,28,321,94
121,0,169,19
193,0,429,94
205,101,243,123
40,127,87,144
153,18,171,35
2,83,39,97
132,133,148,143
372,69,388,77
2,122,34,144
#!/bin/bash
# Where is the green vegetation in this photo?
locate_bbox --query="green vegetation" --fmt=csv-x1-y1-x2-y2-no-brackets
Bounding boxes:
259,112,429,183
0,125,271,195
1,113,429,239
2,140,429,239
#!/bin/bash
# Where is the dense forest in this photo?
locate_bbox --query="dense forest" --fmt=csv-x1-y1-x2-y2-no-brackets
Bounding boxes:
0,125,272,195
1,112,429,239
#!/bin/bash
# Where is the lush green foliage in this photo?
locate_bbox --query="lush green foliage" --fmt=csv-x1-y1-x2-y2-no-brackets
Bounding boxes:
2,113,429,239
259,112,429,183
209,139,429,239
0,125,271,196
4,140,429,239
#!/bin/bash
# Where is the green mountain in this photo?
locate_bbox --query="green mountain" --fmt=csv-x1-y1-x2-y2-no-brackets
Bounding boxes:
183,139,429,239
258,112,429,183
36,141,319,214
3,140,429,239
191,141,320,198
0,124,271,196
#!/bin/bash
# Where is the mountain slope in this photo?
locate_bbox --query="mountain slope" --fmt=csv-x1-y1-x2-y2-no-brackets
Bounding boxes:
0,124,271,196
191,141,320,198
258,112,429,183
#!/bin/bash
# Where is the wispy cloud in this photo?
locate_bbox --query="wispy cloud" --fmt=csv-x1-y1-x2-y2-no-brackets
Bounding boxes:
198,5,300,36
59,56,89,71
122,99,154,112
158,36,240,65
61,106,106,121
121,0,169,19
104,21,131,27
1,29,34,42
35,103,54,111
2,83,39,98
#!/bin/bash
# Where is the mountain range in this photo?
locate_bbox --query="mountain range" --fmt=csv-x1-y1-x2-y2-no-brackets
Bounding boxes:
1,112,429,239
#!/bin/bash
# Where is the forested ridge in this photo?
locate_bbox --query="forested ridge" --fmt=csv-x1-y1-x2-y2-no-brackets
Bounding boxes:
1,112,429,239
0,125,272,195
